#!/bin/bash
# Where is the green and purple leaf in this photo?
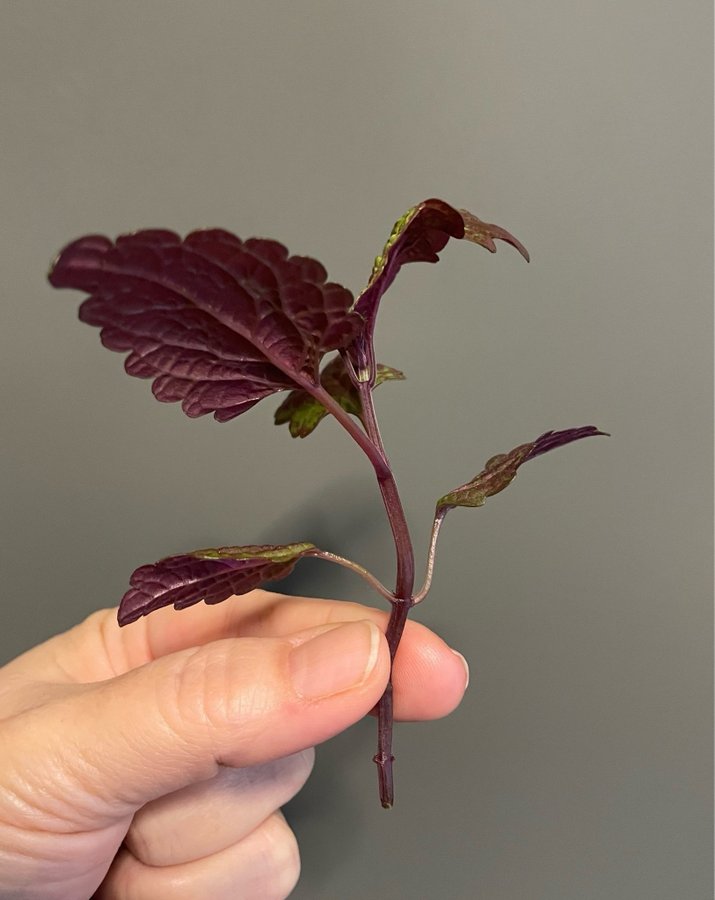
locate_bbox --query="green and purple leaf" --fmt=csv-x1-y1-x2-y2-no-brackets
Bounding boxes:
48,229,363,422
118,542,318,625
348,198,529,377
274,355,405,438
357,199,529,322
437,426,607,512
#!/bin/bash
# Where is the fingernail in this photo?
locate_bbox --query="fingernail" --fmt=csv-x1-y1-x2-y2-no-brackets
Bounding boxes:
451,649,470,690
289,620,380,700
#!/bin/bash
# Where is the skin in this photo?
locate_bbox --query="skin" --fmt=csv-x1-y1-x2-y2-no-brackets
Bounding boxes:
0,590,469,898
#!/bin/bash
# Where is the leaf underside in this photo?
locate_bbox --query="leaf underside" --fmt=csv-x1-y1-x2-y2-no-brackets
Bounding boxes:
48,229,362,422
117,542,317,625
437,426,607,511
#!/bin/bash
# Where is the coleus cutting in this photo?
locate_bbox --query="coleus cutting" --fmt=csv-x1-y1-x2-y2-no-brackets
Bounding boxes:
48,198,605,808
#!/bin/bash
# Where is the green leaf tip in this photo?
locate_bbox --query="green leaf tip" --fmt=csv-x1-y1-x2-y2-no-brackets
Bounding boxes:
274,395,329,439
191,542,317,562
459,209,530,262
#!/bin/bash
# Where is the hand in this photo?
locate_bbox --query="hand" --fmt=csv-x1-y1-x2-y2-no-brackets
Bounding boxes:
0,590,469,898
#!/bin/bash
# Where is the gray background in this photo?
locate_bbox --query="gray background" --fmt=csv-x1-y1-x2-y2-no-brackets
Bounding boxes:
1,2,712,898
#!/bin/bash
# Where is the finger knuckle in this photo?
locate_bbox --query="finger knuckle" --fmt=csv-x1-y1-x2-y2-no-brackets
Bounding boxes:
166,643,277,742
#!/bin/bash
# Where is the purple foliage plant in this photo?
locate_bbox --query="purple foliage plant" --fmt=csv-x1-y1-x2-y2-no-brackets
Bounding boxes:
49,198,605,807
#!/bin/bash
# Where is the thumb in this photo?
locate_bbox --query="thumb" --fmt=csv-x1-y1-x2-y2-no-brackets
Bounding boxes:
8,621,387,822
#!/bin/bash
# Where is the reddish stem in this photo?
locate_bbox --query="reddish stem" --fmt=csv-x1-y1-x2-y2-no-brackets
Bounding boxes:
355,379,416,808
374,597,413,807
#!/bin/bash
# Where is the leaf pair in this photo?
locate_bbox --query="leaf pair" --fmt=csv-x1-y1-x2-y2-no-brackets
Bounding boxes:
116,427,604,625
48,199,527,431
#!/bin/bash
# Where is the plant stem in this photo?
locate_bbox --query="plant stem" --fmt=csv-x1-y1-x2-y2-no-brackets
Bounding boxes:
356,382,415,597
374,596,412,807
317,356,417,806
304,380,390,478
356,380,416,808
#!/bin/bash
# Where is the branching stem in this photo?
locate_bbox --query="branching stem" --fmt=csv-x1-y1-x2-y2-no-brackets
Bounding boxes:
356,382,415,597
315,357,453,805
355,379,416,808
298,377,391,480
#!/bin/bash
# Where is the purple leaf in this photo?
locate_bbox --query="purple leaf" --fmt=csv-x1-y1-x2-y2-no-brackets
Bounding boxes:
437,426,607,511
357,200,528,322
48,229,363,421
118,542,318,625
348,198,529,377
274,355,405,438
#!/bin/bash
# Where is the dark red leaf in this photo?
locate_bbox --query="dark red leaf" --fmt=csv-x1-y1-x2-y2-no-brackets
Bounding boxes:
348,199,529,378
49,229,363,421
355,199,528,324
118,542,318,625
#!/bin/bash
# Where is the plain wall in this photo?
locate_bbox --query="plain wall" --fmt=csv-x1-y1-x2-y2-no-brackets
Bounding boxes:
1,2,712,898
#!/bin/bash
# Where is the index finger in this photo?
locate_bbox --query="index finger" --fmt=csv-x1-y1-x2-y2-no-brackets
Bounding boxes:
18,591,470,722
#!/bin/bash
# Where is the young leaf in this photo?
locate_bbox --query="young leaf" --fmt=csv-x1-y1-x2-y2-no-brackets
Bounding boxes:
347,198,529,379
359,199,529,318
274,355,405,437
437,426,607,512
118,542,318,625
459,209,531,258
48,229,363,422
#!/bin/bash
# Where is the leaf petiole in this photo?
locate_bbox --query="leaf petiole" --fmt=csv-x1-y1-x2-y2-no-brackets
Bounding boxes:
412,509,448,605
304,548,395,604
